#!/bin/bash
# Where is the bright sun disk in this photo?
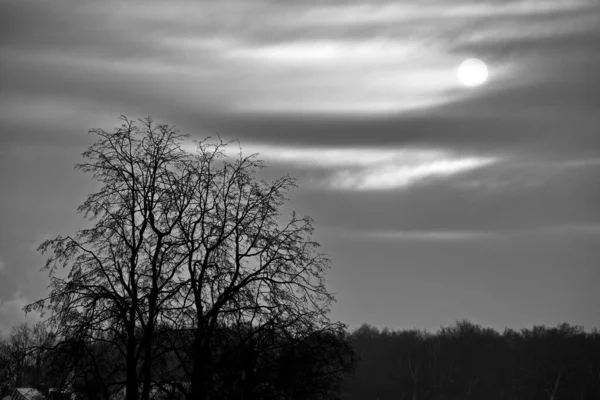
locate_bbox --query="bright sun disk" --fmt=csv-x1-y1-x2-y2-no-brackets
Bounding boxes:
457,58,488,87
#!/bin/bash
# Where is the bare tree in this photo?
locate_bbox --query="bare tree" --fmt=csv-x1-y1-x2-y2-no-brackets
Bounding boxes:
27,116,195,400
0,323,53,388
26,116,349,400
0,324,31,387
163,139,339,400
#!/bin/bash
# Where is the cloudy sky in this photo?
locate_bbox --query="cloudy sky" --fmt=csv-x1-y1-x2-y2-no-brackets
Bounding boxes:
1,0,599,335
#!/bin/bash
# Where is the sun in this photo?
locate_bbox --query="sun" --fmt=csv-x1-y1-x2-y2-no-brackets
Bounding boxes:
457,58,488,87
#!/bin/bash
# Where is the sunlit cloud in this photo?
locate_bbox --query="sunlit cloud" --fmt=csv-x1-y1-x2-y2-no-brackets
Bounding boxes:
156,36,481,113
228,145,499,190
80,3,526,115
225,39,419,64
330,156,496,190
2,0,596,116
237,145,441,167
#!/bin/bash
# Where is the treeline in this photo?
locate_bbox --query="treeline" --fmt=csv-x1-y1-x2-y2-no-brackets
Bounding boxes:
2,320,599,400
341,320,600,400
0,321,355,399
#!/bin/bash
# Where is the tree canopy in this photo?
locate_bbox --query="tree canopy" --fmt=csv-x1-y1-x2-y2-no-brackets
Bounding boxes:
25,116,355,400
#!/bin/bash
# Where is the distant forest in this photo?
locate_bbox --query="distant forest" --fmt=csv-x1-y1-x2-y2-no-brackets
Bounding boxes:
1,320,599,400
341,320,600,400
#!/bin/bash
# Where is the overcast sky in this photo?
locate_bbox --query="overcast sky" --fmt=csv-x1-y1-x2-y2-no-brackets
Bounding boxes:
1,0,599,335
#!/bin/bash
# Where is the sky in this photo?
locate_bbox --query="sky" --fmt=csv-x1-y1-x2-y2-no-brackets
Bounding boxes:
1,0,599,336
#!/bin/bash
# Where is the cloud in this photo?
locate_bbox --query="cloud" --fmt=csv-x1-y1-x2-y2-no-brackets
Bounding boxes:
286,0,593,34
1,0,598,150
229,144,499,190
346,224,600,243
285,152,600,235
360,229,502,241
11,0,595,117
329,156,495,190
538,224,600,236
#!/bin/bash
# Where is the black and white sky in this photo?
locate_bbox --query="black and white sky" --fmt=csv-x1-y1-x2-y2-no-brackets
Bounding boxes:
1,0,599,335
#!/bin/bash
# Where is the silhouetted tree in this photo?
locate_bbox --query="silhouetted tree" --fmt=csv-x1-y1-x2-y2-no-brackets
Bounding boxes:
26,116,352,400
0,323,54,389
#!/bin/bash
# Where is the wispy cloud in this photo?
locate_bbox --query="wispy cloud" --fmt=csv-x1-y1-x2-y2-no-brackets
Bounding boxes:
290,0,591,27
347,224,600,243
329,156,496,190
539,224,600,236
362,229,501,241
2,0,597,119
231,145,499,190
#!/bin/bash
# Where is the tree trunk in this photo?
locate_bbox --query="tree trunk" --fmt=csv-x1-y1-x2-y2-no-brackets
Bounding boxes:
140,339,153,400
189,362,209,400
125,314,139,400
189,331,211,400
548,365,562,400
140,295,158,400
